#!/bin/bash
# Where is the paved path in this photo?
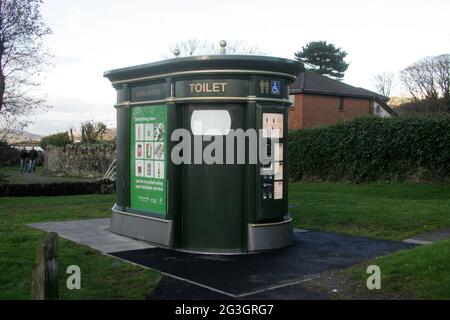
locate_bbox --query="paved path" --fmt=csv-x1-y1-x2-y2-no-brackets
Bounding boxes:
28,218,154,253
404,228,450,245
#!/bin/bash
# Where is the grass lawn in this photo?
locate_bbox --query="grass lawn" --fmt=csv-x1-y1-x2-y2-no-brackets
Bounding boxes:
289,182,450,240
288,182,450,299
345,239,450,299
0,194,160,299
0,166,94,184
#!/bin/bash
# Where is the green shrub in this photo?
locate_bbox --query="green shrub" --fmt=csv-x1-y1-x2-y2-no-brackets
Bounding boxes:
395,98,450,115
288,115,450,182
0,179,116,196
40,132,71,150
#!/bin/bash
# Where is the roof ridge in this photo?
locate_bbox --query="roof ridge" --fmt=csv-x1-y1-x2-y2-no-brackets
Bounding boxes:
289,70,389,101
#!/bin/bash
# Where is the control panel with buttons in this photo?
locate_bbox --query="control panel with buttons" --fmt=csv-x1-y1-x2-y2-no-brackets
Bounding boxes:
260,112,284,202
261,174,274,200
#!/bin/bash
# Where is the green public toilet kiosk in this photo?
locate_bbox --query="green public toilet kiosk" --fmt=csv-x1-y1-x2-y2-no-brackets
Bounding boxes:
104,55,301,254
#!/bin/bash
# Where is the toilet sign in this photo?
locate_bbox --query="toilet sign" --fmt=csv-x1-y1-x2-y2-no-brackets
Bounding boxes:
130,105,167,215
258,78,284,96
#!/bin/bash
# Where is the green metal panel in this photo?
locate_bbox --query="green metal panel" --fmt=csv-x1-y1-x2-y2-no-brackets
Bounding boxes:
246,76,258,226
115,107,125,208
181,104,245,251
171,103,184,247
105,55,301,252
115,108,130,209
114,85,131,209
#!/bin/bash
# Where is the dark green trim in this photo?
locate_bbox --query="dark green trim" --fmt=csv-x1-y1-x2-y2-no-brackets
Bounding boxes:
116,84,130,103
245,76,258,230
166,78,176,220
131,82,167,102
123,206,169,220
172,101,184,248
115,105,130,208
104,55,301,83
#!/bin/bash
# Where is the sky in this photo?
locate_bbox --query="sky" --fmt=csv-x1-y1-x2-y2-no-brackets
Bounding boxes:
26,0,450,135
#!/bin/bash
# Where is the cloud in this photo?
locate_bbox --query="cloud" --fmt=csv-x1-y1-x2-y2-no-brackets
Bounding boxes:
30,0,449,135
54,55,84,65
26,96,116,135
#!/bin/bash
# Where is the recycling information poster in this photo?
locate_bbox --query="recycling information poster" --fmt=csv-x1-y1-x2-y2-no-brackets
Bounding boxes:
130,105,167,215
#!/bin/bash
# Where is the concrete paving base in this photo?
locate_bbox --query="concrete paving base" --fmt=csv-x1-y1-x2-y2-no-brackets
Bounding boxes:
28,218,154,253
404,228,450,245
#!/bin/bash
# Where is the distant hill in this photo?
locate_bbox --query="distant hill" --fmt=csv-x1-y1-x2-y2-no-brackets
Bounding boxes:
0,129,43,144
69,128,116,142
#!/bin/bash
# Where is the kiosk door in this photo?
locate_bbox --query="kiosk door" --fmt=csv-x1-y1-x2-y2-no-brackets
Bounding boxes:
182,104,244,252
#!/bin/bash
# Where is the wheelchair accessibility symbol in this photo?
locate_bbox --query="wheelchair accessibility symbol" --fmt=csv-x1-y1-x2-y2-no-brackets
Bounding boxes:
271,80,281,95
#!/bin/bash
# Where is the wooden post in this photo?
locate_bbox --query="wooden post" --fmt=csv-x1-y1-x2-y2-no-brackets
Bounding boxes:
32,232,59,300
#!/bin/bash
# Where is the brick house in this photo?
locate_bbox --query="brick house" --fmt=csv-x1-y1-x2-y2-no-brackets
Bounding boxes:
288,71,397,129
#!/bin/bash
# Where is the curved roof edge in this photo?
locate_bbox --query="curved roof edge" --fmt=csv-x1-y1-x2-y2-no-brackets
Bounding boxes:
104,55,302,83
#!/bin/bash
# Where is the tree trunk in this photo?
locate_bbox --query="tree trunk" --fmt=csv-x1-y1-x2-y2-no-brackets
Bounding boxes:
0,51,5,112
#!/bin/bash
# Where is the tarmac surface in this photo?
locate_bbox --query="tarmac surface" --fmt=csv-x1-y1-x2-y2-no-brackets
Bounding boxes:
29,218,415,299
112,230,415,299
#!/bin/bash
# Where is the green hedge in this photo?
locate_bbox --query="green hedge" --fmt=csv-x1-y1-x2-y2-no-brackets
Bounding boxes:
0,179,115,197
288,115,450,182
40,131,71,150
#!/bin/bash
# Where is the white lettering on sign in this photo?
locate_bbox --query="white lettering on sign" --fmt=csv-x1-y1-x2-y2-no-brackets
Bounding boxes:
189,82,228,93
135,87,161,98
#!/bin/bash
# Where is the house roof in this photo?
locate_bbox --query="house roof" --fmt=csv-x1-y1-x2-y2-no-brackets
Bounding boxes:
289,70,397,116
290,70,389,101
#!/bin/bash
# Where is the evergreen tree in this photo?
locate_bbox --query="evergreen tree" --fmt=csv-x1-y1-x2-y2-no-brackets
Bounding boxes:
295,41,349,80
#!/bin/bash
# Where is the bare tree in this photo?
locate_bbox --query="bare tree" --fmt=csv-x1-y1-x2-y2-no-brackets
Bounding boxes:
400,54,449,102
0,0,52,134
169,38,209,57
434,54,450,102
81,121,107,144
168,39,264,57
371,71,395,97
